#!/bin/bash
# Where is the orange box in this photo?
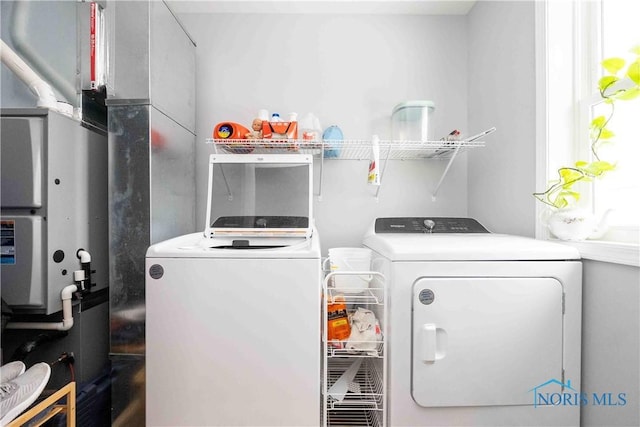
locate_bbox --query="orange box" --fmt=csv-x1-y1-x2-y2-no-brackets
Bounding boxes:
262,121,298,140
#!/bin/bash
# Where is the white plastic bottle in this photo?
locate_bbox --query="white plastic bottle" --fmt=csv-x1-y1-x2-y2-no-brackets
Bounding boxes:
258,109,269,121
368,135,381,186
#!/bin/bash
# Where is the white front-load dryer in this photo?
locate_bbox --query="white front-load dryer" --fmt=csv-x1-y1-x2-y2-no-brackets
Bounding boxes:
363,217,582,427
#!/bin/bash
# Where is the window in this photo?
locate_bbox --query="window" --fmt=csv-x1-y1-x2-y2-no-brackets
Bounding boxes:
592,1,640,242
540,0,640,247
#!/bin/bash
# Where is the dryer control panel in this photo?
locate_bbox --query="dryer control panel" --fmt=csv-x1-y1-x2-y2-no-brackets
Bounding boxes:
374,217,489,234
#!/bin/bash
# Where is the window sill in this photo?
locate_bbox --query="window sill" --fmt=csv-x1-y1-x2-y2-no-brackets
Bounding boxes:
554,240,639,267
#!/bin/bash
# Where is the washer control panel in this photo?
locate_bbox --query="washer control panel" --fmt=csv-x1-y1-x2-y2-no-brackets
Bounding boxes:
374,217,489,234
212,216,309,229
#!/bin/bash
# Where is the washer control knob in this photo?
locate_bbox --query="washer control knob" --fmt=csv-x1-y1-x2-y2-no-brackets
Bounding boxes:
424,219,436,232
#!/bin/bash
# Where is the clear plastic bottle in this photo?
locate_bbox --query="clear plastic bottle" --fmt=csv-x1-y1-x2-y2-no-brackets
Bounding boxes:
299,113,321,142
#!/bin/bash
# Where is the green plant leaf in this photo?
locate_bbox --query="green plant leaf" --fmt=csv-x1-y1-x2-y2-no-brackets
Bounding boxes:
561,190,581,201
602,57,626,75
599,128,615,139
591,160,616,171
598,75,619,92
575,160,589,168
628,60,640,85
553,194,570,209
590,115,607,129
559,168,584,188
554,190,580,208
631,45,640,56
580,160,616,176
614,86,640,101
555,198,569,209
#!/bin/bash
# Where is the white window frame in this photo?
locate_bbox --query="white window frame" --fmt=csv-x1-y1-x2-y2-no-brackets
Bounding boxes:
535,0,639,267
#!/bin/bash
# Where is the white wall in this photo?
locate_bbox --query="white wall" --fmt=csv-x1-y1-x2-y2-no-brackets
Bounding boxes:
581,260,640,426
467,1,536,237
178,12,469,252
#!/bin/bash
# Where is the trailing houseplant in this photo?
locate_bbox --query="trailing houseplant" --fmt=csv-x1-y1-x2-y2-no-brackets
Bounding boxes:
534,46,640,240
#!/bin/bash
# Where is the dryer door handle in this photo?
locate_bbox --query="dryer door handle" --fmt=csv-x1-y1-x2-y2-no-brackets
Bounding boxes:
421,324,437,363
420,324,447,363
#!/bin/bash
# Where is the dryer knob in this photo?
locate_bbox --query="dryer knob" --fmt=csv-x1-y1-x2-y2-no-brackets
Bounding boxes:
424,219,436,232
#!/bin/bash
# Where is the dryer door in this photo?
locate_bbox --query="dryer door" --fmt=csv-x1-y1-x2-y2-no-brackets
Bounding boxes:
412,277,564,407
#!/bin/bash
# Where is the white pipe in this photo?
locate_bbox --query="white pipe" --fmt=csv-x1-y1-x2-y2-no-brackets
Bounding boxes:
77,249,91,263
11,0,76,105
6,284,78,331
0,38,58,110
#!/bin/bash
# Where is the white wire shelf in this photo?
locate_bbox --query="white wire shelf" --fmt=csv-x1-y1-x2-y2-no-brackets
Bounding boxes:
207,127,494,201
326,341,384,359
205,138,485,160
325,286,385,305
207,127,495,201
326,409,383,427
325,358,385,411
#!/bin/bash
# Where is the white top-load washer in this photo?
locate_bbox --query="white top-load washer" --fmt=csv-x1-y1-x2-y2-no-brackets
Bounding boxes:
363,217,582,427
146,154,322,426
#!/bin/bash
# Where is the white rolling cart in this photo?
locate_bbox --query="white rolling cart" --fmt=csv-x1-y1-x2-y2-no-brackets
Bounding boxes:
322,270,387,427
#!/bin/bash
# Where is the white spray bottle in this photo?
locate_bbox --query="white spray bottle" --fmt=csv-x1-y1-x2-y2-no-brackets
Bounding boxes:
368,135,381,186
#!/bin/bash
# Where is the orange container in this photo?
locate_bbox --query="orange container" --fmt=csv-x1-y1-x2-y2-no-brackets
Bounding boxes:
213,122,251,139
262,121,298,140
213,122,254,153
327,295,351,341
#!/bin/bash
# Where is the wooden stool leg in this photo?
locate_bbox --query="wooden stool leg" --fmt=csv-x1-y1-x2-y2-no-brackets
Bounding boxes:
66,381,76,427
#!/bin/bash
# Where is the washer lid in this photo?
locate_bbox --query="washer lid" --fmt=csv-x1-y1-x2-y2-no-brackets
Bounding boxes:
205,154,314,239
363,232,580,261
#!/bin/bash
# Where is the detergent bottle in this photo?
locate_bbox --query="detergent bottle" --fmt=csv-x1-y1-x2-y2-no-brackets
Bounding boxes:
327,295,351,342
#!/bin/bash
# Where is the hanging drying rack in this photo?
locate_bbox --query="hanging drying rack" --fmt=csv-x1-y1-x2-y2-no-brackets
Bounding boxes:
205,127,495,200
